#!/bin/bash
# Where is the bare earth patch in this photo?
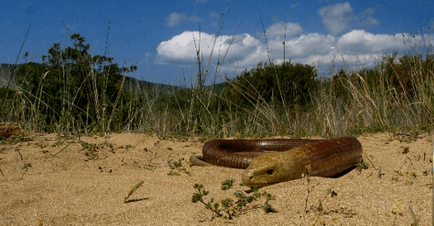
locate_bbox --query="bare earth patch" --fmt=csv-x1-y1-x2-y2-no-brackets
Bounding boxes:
0,132,432,225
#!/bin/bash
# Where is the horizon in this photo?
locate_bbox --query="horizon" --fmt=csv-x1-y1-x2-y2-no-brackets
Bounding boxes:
1,0,433,85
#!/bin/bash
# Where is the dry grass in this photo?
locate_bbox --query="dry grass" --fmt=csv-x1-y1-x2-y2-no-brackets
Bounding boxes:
0,22,432,138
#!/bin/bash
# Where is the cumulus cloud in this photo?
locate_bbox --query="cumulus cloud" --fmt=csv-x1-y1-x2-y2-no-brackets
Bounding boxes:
337,30,417,54
156,21,427,77
156,31,264,68
319,2,353,35
166,12,200,27
283,33,335,58
319,2,380,35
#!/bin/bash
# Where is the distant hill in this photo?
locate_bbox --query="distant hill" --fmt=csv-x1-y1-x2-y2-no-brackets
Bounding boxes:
0,63,226,93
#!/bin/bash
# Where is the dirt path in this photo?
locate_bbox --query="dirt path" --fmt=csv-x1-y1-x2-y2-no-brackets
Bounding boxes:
0,132,432,225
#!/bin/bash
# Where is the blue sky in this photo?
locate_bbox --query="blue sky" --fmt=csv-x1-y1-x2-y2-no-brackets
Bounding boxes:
1,0,433,85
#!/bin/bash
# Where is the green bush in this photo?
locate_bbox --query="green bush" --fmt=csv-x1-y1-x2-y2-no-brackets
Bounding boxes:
225,61,318,109
11,33,137,132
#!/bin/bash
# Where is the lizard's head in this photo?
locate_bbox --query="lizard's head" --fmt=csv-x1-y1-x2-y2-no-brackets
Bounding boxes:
241,152,302,187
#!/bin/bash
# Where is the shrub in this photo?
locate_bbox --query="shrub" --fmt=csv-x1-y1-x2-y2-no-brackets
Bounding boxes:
11,33,137,132
225,61,318,109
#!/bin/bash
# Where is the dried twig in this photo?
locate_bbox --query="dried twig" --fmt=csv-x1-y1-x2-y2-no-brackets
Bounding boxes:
15,148,23,160
53,141,73,156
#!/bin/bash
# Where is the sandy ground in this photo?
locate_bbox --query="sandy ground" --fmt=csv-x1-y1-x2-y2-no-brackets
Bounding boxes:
0,132,432,225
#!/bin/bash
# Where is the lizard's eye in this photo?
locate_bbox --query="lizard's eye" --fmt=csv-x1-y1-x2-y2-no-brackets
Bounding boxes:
266,168,275,175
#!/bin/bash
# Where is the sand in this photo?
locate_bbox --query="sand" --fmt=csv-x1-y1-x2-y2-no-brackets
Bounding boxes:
0,132,432,225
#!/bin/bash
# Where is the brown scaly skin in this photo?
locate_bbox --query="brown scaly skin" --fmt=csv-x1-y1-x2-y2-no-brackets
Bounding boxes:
195,138,322,169
241,137,363,187
191,136,362,187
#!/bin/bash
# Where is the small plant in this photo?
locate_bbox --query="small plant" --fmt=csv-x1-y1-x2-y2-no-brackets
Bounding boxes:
355,161,369,174
167,158,190,176
35,142,48,149
80,141,98,160
0,133,32,145
221,179,234,190
80,141,96,150
22,162,32,171
192,181,277,220
124,180,144,203
102,141,113,150
53,139,65,147
393,170,416,185
261,191,277,213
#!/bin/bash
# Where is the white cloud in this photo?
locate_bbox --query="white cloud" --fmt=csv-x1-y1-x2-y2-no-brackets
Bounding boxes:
156,21,427,78
337,30,408,54
166,12,201,27
319,2,353,35
283,33,336,58
358,8,380,27
166,13,185,27
319,3,381,35
156,31,263,68
265,22,303,40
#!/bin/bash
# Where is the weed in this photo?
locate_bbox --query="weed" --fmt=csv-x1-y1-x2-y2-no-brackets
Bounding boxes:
80,141,96,151
22,162,32,171
262,191,277,213
119,144,133,151
0,133,33,145
79,141,98,160
167,158,190,176
192,181,277,220
53,139,66,147
35,142,48,149
101,141,115,153
221,179,234,190
355,161,369,174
